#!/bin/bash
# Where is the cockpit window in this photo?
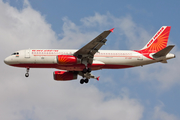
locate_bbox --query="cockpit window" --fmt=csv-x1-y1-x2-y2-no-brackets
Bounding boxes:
11,52,19,55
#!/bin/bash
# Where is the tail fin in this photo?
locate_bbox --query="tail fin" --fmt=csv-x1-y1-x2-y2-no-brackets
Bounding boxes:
141,26,171,53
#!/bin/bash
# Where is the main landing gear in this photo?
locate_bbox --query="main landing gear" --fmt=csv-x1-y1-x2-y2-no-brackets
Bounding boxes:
79,67,100,84
80,78,89,84
83,68,91,73
80,68,91,84
25,68,30,77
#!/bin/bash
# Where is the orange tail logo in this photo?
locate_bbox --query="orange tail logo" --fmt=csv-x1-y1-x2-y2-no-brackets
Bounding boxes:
142,26,171,53
136,26,171,59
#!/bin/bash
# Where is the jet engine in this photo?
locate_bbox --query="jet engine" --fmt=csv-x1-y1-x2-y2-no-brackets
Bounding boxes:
53,71,77,81
57,55,81,65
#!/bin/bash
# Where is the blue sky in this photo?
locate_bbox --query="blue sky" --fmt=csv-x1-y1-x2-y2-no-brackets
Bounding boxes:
1,0,180,120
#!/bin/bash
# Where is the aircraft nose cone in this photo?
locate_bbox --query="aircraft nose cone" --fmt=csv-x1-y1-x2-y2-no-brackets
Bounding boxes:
4,57,11,65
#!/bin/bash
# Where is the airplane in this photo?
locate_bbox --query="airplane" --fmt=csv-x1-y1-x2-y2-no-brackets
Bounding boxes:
4,26,175,84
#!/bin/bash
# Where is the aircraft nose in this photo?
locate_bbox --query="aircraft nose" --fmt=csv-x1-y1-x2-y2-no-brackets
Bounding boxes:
4,57,11,65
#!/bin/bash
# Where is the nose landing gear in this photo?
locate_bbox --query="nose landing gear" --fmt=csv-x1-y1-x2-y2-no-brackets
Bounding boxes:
25,68,30,77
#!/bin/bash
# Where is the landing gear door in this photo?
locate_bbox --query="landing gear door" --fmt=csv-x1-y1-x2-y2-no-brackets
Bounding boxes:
25,49,30,58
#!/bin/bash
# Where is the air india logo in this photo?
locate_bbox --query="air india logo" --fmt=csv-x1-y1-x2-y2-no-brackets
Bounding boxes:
144,26,170,53
57,55,77,65
135,26,171,59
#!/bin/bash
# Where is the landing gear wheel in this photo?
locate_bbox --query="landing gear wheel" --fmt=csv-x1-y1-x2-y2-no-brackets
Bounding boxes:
84,79,89,83
80,79,84,84
25,68,30,77
25,73,29,77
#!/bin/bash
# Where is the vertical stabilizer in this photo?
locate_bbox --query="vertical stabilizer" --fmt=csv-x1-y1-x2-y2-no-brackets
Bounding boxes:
141,26,171,53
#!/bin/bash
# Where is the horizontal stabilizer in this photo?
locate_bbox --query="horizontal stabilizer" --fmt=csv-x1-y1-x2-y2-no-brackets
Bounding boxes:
153,45,175,58
161,60,167,63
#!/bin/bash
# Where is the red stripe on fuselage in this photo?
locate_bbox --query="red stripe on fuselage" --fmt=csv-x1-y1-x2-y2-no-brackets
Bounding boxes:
33,55,139,58
9,63,133,71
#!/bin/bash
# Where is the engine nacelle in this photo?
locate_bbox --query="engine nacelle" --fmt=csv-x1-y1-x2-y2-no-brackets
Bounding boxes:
53,71,77,81
57,55,81,65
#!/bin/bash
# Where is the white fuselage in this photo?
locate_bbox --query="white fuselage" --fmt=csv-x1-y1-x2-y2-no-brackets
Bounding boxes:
4,49,175,71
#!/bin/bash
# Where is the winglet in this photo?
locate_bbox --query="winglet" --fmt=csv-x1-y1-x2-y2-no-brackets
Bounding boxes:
96,76,100,81
109,28,114,32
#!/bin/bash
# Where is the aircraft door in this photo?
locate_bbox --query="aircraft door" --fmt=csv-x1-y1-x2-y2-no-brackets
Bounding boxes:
25,49,30,58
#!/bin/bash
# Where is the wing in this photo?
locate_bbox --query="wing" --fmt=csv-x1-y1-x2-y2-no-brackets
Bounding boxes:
74,28,114,64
